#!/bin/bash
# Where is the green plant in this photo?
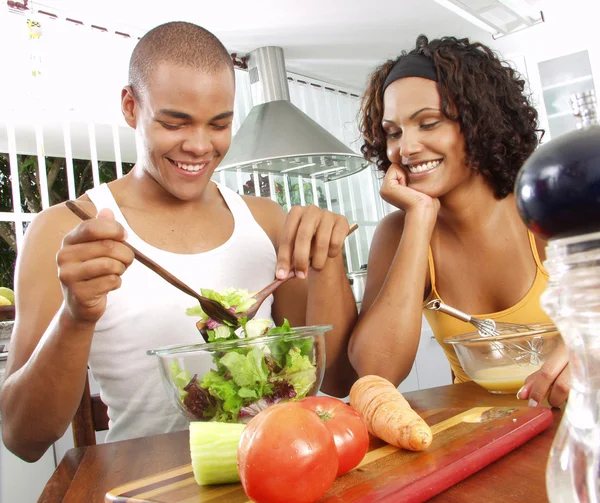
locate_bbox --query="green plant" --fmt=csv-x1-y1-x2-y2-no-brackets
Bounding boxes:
273,179,327,209
241,174,327,210
0,152,134,289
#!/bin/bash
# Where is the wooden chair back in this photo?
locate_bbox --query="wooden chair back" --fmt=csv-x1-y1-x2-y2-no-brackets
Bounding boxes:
71,374,109,447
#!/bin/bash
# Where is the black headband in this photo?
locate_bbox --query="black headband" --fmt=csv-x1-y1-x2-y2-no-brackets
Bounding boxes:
382,53,438,93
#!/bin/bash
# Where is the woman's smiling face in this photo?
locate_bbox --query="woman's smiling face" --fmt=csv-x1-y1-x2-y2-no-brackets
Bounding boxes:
382,77,473,198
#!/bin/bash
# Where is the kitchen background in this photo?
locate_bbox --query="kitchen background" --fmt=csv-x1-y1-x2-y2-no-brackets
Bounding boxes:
0,0,598,500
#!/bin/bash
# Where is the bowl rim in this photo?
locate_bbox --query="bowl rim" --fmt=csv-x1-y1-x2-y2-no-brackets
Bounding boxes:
443,322,558,345
146,324,333,356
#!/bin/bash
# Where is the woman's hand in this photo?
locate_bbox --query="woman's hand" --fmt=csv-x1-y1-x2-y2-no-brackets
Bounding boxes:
517,342,570,408
275,205,349,280
57,208,134,324
380,163,440,217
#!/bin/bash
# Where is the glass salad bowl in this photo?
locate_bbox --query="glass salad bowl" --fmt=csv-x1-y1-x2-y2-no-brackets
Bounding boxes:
444,323,561,394
147,325,331,423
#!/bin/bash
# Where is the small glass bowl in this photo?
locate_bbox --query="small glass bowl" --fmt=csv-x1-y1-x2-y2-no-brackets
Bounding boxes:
147,325,331,422
444,323,561,394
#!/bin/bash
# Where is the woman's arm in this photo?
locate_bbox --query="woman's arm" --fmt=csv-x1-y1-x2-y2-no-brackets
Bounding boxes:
348,208,436,386
348,164,439,386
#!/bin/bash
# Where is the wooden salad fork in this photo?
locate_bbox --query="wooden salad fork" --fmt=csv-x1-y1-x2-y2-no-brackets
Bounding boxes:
236,222,359,322
64,200,238,326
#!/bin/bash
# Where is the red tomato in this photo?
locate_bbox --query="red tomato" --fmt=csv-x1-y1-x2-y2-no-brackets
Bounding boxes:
298,396,369,475
238,401,338,503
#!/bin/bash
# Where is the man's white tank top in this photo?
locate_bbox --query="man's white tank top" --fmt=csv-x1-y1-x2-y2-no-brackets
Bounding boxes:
85,182,277,443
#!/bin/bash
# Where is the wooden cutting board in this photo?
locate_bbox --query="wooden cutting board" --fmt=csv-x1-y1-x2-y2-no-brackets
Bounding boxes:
106,406,552,503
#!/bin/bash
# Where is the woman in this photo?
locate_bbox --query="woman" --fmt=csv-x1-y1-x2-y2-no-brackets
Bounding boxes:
348,35,569,407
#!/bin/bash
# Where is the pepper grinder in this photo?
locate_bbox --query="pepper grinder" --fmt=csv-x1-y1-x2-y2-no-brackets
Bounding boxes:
515,108,600,501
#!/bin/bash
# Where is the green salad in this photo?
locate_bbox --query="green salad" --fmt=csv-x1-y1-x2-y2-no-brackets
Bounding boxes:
170,287,317,423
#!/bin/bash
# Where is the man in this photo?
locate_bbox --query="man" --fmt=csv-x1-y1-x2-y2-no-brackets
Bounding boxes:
0,21,357,462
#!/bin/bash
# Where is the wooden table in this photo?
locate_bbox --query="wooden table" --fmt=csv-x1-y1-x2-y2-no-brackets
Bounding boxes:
40,382,561,503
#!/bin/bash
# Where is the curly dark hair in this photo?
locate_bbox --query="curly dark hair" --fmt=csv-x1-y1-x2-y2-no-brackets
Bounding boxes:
359,35,542,199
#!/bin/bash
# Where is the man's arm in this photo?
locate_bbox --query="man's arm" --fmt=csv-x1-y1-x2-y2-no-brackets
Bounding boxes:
273,254,358,397
0,203,132,462
244,197,357,397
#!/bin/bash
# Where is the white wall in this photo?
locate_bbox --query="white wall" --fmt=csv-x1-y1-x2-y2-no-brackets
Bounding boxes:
491,0,599,62
0,431,56,503
488,0,600,140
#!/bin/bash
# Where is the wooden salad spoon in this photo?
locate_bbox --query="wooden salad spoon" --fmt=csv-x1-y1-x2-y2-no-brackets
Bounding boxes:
236,222,359,323
64,200,238,325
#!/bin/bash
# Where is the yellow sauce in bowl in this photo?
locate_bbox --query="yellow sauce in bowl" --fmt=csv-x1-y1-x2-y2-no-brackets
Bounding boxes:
472,363,542,394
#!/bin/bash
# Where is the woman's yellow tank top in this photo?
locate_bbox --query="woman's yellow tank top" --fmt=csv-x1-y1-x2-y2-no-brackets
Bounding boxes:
422,231,551,383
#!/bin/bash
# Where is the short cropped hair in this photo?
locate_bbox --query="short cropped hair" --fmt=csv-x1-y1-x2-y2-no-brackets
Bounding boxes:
128,21,233,94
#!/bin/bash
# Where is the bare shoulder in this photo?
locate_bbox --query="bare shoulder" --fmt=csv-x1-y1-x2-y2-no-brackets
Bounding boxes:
367,210,407,277
18,197,100,271
370,209,406,252
242,195,286,247
24,197,95,243
242,194,285,219
359,210,408,313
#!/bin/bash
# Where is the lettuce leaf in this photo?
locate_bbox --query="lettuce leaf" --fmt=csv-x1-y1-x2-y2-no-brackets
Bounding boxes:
220,347,269,388
203,372,244,416
281,346,317,398
266,319,313,369
213,326,233,341
265,318,292,336
285,346,314,372
200,287,257,313
186,305,207,320
245,318,272,338
183,376,219,420
178,289,318,422
186,288,268,342
169,361,192,399
237,380,297,422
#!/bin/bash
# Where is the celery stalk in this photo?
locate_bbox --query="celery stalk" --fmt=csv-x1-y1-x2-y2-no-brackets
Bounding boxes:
189,422,246,485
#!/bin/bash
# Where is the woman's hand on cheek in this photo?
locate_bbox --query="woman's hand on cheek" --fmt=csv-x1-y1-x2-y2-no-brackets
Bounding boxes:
517,341,570,408
380,163,440,217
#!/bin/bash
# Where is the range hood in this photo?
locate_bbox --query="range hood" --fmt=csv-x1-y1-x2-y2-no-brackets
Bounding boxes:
217,46,367,182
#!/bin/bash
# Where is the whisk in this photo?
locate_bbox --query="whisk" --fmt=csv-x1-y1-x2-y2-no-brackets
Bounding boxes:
424,299,528,337
424,299,547,364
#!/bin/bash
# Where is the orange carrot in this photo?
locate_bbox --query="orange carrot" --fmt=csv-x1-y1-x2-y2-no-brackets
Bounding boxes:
349,375,432,451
